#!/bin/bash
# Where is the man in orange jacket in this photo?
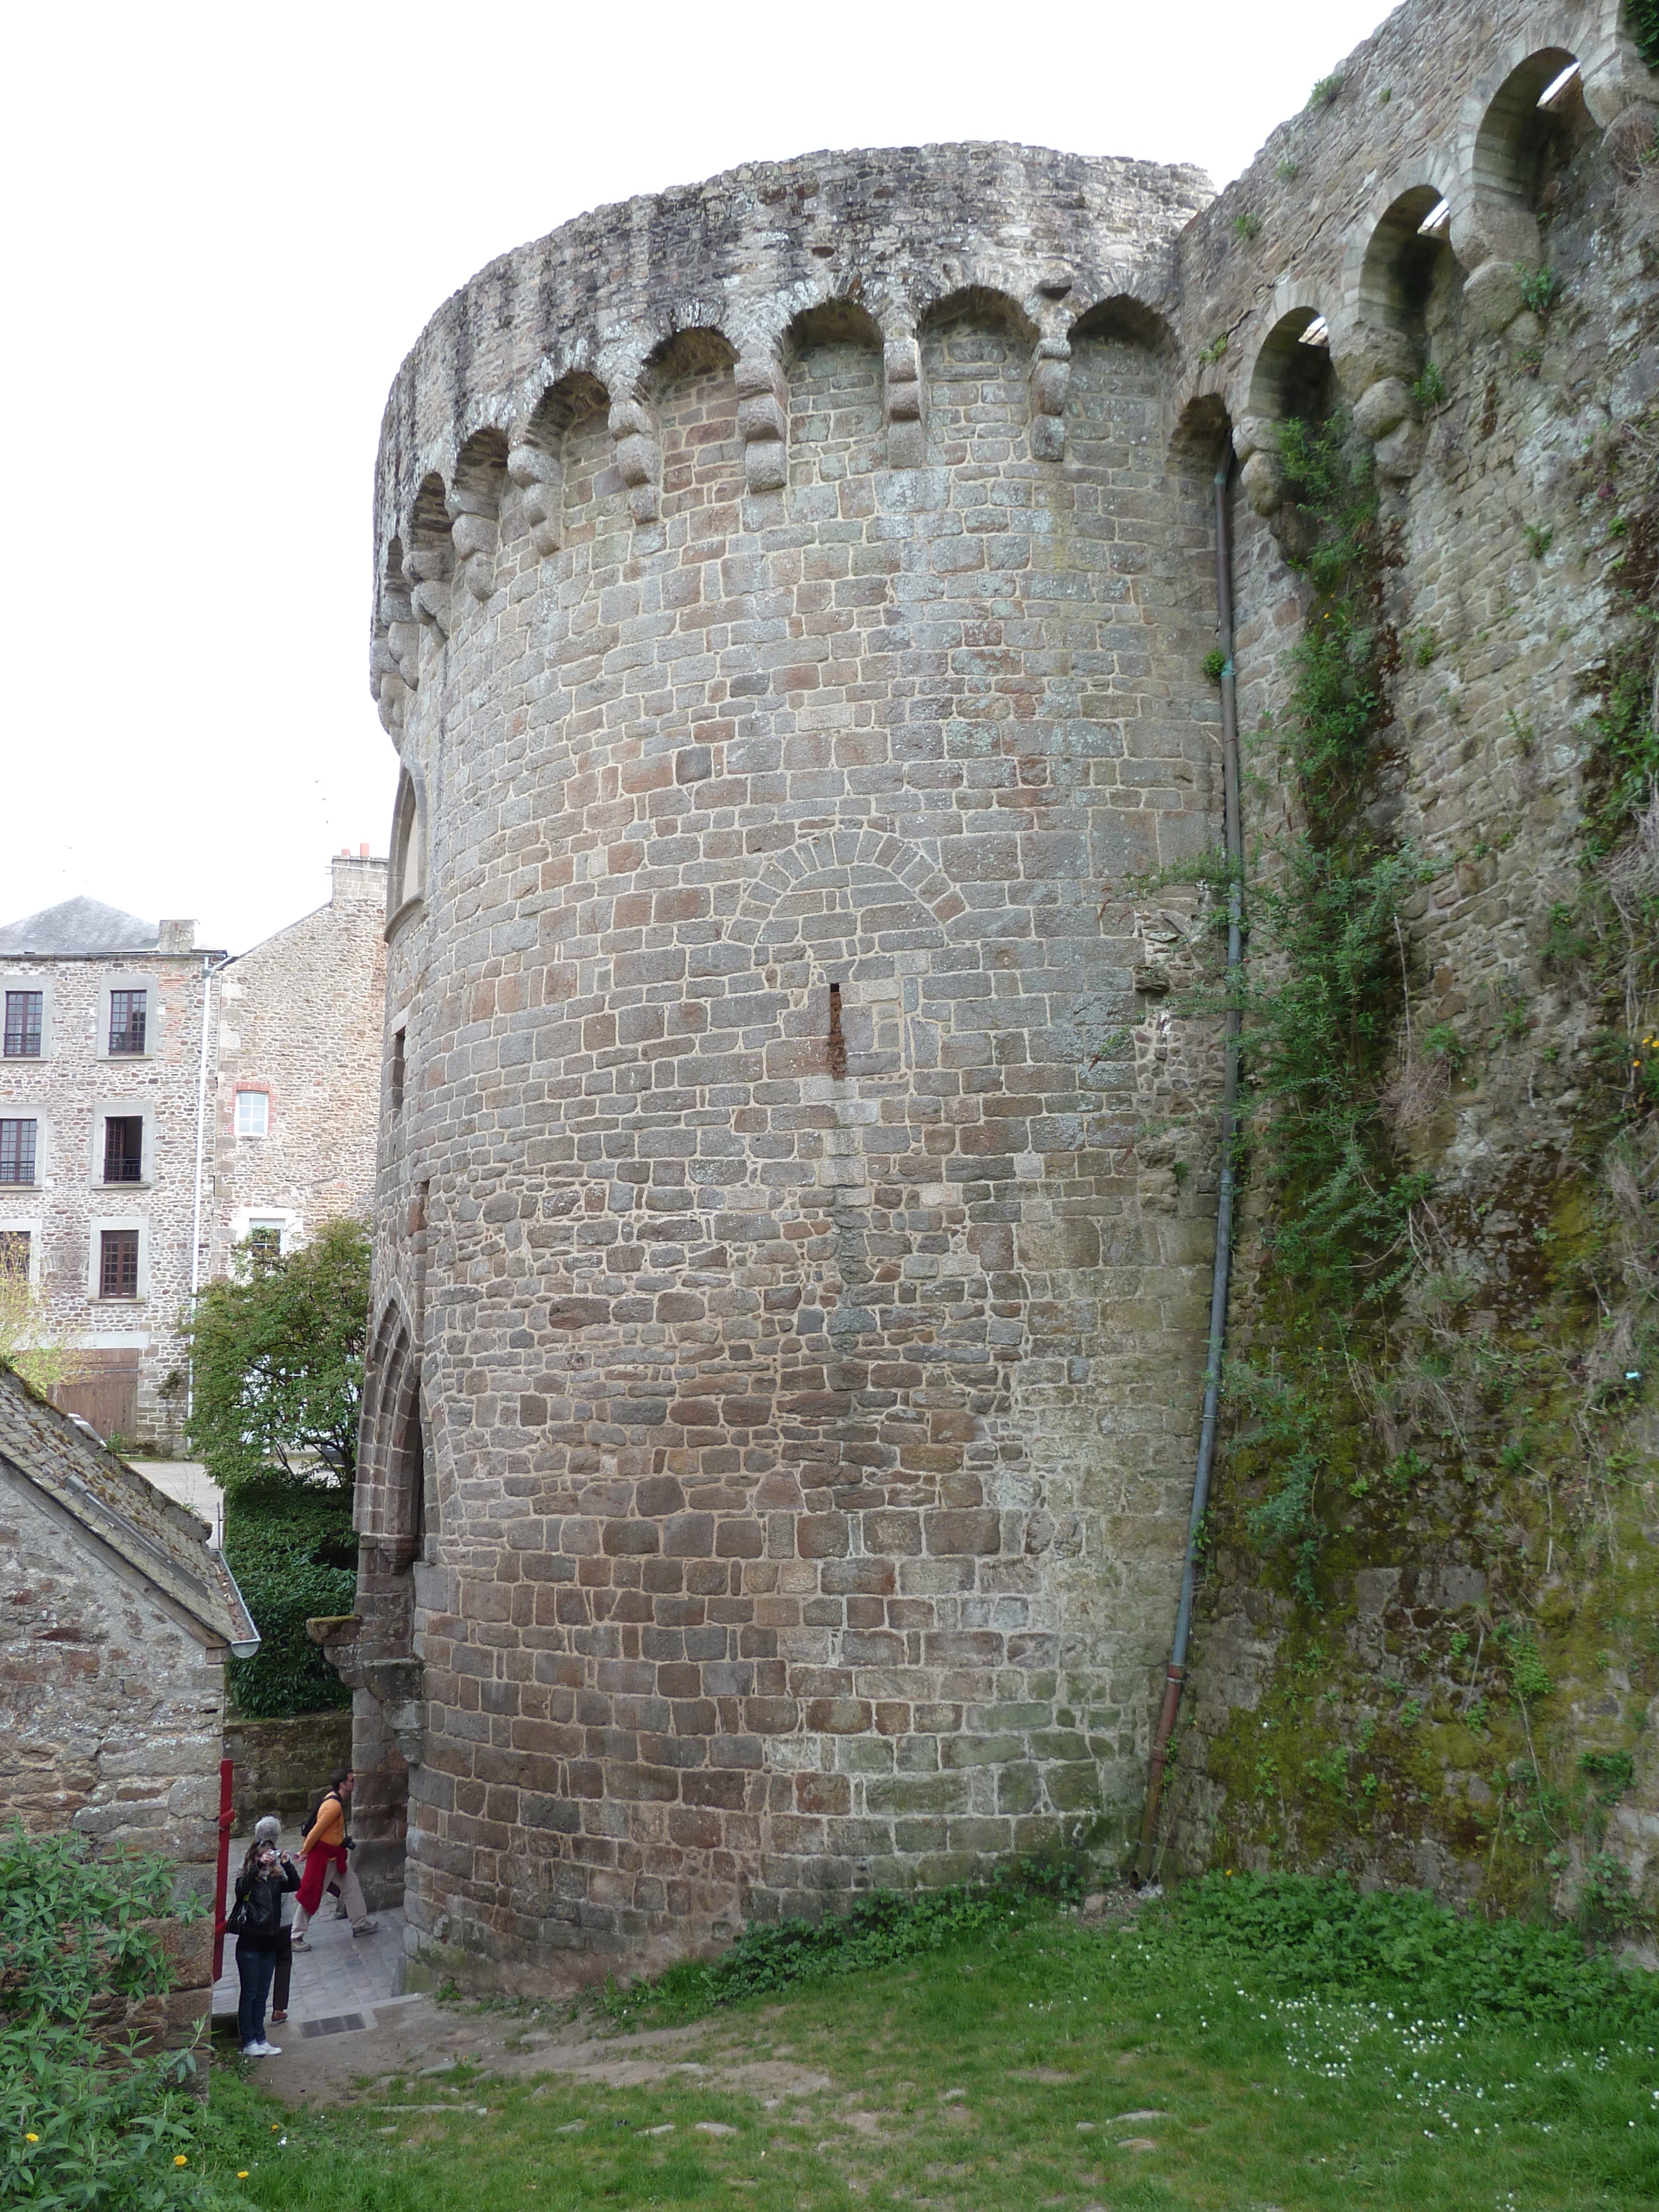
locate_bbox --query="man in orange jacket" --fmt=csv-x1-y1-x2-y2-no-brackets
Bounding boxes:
291,1767,378,1943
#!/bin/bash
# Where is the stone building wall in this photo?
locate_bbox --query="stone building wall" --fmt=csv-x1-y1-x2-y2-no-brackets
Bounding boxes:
210,852,388,1271
349,0,1659,1985
0,1449,230,2047
0,934,220,1448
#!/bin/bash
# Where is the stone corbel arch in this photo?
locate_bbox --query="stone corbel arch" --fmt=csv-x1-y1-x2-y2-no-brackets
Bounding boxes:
1229,283,1333,519
372,535,419,735
597,335,664,525
447,425,509,601
915,280,1047,463
1449,7,1642,331
507,359,611,560
401,471,455,638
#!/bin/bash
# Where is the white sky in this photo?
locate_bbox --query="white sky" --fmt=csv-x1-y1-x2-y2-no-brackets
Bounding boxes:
1,0,1392,956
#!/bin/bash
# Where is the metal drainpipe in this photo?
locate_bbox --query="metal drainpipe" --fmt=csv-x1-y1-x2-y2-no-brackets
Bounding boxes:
187,951,232,1420
1134,456,1244,1882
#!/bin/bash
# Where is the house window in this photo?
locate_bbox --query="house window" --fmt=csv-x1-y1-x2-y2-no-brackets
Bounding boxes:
236,1091,270,1138
0,1119,38,1185
108,989,147,1056
103,1115,145,1183
3,992,41,1058
0,1229,28,1278
100,1228,139,1298
247,1220,284,1265
391,1027,406,1115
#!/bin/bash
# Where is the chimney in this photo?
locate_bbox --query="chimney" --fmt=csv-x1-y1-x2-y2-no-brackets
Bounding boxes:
157,919,196,954
332,849,388,904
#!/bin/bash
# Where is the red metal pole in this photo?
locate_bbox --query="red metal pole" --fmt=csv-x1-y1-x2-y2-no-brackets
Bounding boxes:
212,1757,234,1980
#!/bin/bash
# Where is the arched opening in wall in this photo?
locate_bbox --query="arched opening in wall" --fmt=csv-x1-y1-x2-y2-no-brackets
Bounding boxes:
1358,186,1459,355
450,427,509,597
404,472,455,632
387,1353,428,1571
1170,393,1232,476
784,300,884,492
920,286,1039,466
524,371,612,546
643,327,740,521
387,769,424,925
1247,307,1337,428
452,427,508,513
1473,49,1597,216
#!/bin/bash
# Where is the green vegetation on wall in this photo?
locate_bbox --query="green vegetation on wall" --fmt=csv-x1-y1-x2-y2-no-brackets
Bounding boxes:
1180,377,1659,1937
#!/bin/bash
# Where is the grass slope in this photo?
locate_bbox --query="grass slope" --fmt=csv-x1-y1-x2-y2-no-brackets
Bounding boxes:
200,1880,1659,2212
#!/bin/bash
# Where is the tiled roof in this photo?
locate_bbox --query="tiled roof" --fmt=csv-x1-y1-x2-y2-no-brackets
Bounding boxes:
0,1361,260,1657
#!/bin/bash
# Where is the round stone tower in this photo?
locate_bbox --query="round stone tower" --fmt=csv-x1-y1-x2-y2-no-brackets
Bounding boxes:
348,141,1230,1985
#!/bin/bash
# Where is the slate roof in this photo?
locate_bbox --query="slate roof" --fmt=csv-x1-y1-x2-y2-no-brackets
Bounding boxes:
0,1361,260,1657
0,897,161,956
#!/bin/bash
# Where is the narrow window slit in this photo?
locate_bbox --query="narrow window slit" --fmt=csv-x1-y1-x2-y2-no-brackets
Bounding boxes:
827,982,847,1078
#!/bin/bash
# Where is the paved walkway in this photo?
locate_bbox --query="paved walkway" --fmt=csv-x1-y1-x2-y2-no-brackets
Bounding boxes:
212,1861,418,2044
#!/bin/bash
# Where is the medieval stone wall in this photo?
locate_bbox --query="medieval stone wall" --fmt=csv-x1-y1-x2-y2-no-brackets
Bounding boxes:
353,0,1659,1984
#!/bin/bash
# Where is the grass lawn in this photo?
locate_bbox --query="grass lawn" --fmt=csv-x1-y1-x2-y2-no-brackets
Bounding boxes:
199,1885,1658,2212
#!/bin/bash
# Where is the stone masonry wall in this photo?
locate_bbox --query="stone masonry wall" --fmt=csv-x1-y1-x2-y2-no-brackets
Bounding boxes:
0,950,218,1448
210,853,388,1273
0,1469,223,2045
352,0,1659,1984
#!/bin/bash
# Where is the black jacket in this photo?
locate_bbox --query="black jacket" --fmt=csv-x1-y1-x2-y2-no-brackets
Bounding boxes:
233,1859,300,1953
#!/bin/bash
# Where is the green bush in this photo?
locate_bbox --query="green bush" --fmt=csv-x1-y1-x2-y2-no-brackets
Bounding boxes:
224,1485,356,1718
0,1826,221,2211
1133,1870,1659,2033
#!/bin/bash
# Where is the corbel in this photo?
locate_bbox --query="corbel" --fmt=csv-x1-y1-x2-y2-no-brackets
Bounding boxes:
735,351,789,492
609,397,662,525
507,439,562,557
883,333,924,469
1030,336,1070,462
445,483,499,602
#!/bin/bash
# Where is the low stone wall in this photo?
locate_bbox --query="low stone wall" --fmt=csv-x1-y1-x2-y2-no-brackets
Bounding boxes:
226,1709,354,1831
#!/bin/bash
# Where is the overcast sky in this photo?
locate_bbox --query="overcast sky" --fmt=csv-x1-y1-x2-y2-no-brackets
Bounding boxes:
2,0,1392,956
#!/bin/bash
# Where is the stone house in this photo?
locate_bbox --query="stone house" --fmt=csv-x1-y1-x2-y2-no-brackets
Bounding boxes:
0,901,226,1448
0,854,387,1449
0,1358,259,2047
208,850,389,1273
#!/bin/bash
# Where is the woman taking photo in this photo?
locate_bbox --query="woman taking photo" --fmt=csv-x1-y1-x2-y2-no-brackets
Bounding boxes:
230,1834,300,2057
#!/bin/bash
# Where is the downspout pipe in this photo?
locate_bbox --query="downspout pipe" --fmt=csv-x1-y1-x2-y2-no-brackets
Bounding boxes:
1135,456,1244,1881
187,951,233,1420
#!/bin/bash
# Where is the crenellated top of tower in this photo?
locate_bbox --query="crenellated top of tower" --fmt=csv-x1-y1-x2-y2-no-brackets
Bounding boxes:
369,0,1659,735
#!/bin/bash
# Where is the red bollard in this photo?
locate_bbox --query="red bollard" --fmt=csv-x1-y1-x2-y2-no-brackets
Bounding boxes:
212,1758,234,1980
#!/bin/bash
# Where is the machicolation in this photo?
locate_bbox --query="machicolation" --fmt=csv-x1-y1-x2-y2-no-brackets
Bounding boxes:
336,0,1659,1988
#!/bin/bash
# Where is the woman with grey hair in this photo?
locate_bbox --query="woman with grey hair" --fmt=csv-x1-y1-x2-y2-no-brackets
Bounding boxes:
253,1814,299,2025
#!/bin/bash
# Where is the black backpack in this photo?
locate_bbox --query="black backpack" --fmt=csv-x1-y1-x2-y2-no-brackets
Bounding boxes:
227,1872,276,1936
303,1791,341,1841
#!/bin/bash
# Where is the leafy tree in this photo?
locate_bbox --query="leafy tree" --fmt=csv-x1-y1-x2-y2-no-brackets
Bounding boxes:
185,1217,370,1496
0,1256,85,1398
